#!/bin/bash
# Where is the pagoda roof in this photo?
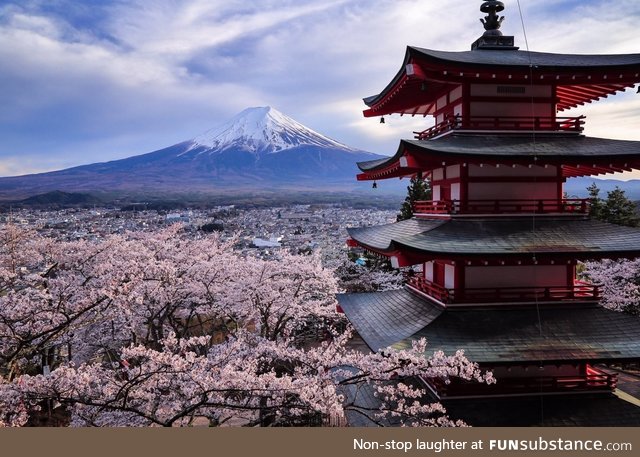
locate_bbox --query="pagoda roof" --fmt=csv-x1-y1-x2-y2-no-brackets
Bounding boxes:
337,288,640,364
410,47,640,70
336,289,443,350
357,134,640,179
364,47,640,116
347,217,640,261
347,218,444,252
394,304,640,364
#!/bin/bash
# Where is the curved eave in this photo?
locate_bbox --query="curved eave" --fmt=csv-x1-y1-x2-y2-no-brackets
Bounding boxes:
356,162,419,181
348,217,640,264
357,145,404,172
347,218,445,253
358,135,640,180
336,288,443,351
363,46,640,117
356,142,426,181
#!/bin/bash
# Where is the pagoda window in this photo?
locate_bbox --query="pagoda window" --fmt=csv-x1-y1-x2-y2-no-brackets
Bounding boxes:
470,84,552,98
465,164,562,202
496,86,526,95
468,83,555,119
445,165,460,179
469,101,553,118
434,86,465,124
424,261,457,290
450,86,463,102
432,165,461,202
424,261,434,282
444,264,455,289
465,265,571,289
450,183,461,200
468,181,558,201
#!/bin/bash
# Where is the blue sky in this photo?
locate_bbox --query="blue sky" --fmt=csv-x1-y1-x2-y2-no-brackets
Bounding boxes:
1,0,639,177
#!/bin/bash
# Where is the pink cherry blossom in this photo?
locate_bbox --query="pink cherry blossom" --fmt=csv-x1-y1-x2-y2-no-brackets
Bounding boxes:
0,225,491,427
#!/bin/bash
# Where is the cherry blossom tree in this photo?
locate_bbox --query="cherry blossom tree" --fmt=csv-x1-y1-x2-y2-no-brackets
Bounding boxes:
582,258,640,315
0,225,492,427
334,259,403,293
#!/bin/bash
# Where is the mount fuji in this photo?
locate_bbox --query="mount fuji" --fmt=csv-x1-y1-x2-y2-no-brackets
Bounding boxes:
0,107,387,200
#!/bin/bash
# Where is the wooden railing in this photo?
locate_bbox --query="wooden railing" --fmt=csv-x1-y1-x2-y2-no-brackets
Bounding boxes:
413,199,589,215
414,115,585,140
407,277,600,304
407,276,451,302
413,116,459,139
427,367,617,397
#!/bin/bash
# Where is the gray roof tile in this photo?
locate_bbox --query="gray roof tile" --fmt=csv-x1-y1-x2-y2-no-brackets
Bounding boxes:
349,216,640,258
339,290,640,364
337,288,443,351
411,47,640,69
392,305,640,364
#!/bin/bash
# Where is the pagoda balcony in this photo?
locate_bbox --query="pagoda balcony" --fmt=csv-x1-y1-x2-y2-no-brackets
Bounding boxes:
413,198,589,216
414,115,585,140
426,366,617,398
407,277,600,305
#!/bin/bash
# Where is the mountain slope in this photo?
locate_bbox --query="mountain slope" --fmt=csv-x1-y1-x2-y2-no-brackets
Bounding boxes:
0,107,388,199
565,177,640,200
18,191,104,206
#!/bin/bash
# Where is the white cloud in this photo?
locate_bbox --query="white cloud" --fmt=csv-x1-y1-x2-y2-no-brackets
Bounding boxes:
0,0,639,176
107,0,350,57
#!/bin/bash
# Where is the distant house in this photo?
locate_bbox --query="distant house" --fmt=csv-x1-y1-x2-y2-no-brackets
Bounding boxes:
165,213,190,223
252,237,282,248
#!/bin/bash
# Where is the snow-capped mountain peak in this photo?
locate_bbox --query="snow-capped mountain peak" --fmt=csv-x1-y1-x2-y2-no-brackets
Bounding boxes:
189,106,355,153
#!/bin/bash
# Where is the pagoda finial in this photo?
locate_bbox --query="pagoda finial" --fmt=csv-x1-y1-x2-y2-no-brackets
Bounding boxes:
471,0,517,50
479,1,505,36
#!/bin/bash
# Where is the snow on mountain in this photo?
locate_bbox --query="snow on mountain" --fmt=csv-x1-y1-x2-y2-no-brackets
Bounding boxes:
187,106,356,154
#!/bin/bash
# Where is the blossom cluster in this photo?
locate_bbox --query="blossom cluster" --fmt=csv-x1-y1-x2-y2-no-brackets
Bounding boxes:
0,225,491,427
582,259,640,314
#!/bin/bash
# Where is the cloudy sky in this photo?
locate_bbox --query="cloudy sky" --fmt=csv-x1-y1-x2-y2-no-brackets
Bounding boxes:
1,0,639,177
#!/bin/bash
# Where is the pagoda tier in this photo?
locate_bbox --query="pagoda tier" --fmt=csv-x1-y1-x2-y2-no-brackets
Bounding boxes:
337,288,640,398
345,216,640,307
338,289,640,361
363,46,640,116
357,135,640,181
341,1,640,408
348,217,640,265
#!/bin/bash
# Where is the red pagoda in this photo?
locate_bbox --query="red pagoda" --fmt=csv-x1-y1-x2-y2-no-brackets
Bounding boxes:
338,1,640,425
